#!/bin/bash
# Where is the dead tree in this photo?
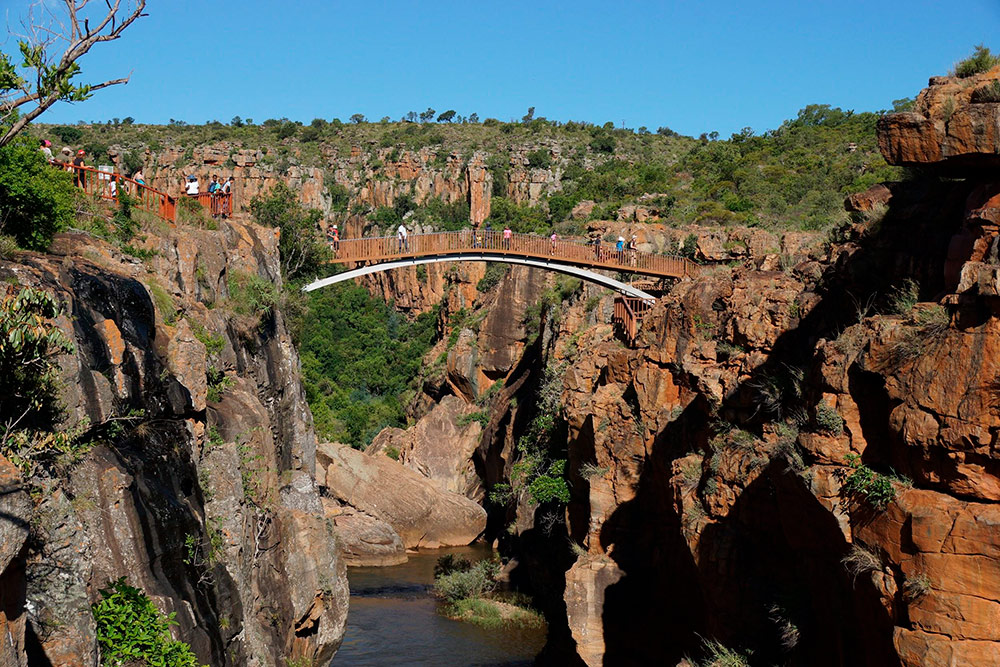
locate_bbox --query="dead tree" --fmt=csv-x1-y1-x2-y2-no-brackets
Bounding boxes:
0,0,147,147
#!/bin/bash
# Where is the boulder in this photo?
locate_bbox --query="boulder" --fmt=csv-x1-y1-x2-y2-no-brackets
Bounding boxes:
368,395,483,498
316,443,486,549
322,500,406,567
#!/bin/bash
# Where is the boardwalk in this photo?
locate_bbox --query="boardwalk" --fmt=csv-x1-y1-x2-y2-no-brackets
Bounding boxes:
330,230,698,280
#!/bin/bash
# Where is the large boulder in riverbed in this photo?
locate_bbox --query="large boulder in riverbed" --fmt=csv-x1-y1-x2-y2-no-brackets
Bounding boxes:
317,443,486,549
321,499,407,567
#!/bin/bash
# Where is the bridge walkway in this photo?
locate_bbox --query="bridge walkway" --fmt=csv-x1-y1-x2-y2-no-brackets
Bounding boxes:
330,230,698,281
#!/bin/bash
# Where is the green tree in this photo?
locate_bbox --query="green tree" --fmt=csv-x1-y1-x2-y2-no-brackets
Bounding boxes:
437,109,457,123
0,2,147,146
250,183,330,283
0,135,76,249
350,113,366,124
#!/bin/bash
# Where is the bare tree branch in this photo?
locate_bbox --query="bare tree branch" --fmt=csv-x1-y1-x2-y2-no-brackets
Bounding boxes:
0,0,146,147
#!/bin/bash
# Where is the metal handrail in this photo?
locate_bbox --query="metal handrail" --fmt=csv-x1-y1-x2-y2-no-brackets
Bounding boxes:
329,230,698,280
65,163,177,223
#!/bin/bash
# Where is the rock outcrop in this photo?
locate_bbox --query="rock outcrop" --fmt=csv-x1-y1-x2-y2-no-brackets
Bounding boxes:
878,66,1000,170
317,442,486,549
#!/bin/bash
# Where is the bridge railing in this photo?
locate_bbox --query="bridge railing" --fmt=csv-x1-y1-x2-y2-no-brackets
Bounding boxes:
330,230,697,279
66,164,177,223
613,295,655,345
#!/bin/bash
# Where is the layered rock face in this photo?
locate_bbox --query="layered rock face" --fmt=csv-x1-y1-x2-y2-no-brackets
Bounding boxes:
536,78,1000,666
878,65,1000,170
0,220,348,666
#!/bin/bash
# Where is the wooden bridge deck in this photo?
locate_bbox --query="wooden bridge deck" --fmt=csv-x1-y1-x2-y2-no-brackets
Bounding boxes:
330,230,698,280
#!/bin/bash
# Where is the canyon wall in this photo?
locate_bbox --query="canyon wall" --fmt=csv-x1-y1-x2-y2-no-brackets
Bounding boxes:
0,220,348,666
357,68,1000,666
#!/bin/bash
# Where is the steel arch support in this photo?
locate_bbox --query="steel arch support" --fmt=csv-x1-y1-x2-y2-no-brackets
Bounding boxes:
302,254,656,300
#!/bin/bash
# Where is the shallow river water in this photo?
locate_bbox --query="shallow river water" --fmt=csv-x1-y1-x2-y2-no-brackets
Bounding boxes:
331,546,546,666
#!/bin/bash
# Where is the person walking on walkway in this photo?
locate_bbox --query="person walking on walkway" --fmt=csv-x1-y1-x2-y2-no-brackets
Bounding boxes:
133,168,145,185
39,140,53,162
185,175,200,196
502,225,512,251
628,234,638,266
397,223,409,252
616,235,625,262
550,231,558,255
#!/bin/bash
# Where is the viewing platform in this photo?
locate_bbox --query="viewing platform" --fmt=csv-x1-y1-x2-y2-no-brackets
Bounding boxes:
65,164,232,222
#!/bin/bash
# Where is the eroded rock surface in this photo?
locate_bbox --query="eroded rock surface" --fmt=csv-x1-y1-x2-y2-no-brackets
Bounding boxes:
317,442,486,549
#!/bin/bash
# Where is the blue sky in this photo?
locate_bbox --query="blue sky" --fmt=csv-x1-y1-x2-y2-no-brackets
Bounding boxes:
3,0,998,137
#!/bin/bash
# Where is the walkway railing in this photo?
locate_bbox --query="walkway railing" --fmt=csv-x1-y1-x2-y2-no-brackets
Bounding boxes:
613,295,654,345
330,230,698,280
66,164,176,223
64,164,233,223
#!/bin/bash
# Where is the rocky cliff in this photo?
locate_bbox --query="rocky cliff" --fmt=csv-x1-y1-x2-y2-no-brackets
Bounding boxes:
0,218,348,665
348,68,1000,666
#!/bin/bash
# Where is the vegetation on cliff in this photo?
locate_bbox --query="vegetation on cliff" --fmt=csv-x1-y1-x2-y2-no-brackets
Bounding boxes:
298,284,438,446
92,578,204,667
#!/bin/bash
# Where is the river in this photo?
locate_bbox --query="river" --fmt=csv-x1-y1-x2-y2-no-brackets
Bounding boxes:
332,546,546,666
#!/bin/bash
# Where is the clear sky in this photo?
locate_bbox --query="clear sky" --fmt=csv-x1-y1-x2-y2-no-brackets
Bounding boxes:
2,0,998,137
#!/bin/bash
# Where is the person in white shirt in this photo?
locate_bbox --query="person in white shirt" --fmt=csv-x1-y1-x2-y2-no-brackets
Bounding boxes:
185,176,200,196
397,223,408,252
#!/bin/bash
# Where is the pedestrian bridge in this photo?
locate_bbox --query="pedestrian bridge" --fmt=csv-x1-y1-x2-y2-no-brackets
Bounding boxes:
302,230,698,301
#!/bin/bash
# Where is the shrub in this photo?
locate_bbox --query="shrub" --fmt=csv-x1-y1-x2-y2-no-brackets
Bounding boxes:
0,136,76,249
92,578,203,667
227,271,279,316
953,44,1000,78
476,263,509,292
0,286,85,475
250,183,330,283
434,554,472,578
384,445,400,461
527,148,551,169
527,459,570,504
842,454,897,510
433,558,500,602
815,402,844,435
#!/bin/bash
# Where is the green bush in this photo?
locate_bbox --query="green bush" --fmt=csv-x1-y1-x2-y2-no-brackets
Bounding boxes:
92,578,204,667
527,148,551,169
476,263,509,292
486,197,548,234
0,136,76,250
815,402,844,435
527,460,570,503
953,44,1000,78
842,454,896,510
434,558,500,602
227,271,279,316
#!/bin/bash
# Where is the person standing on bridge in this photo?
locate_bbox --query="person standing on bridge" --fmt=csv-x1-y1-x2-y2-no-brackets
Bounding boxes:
185,175,200,196
502,225,512,251
397,223,409,252
550,231,558,255
133,168,145,185
628,234,638,266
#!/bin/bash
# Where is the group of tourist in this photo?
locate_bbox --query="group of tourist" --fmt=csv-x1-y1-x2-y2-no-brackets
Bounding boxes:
184,174,235,218
323,219,642,266
592,231,639,265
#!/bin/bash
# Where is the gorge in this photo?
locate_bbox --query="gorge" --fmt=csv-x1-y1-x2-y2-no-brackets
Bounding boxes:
2,54,1000,667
